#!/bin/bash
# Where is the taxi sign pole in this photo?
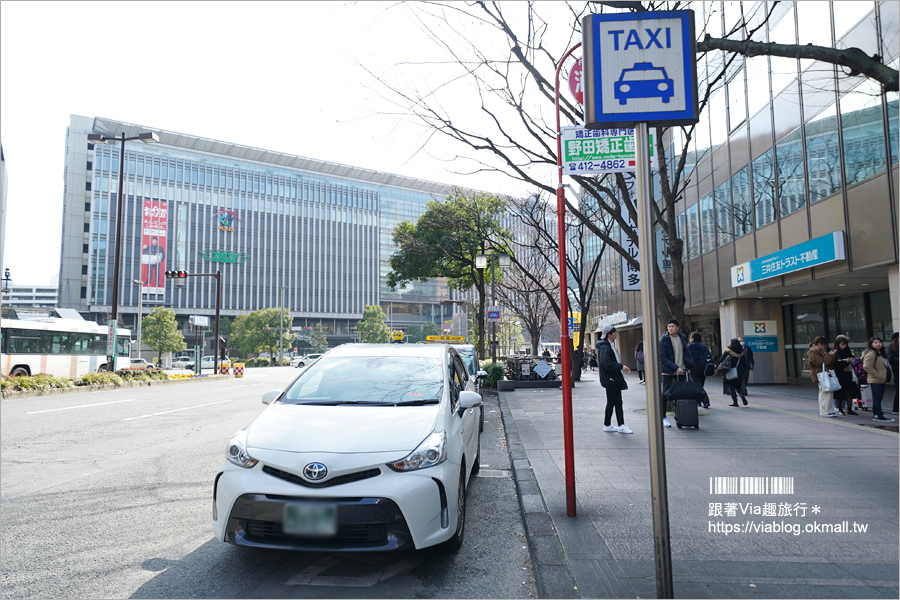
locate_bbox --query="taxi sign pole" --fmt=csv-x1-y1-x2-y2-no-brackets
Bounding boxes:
635,123,673,598
555,42,581,518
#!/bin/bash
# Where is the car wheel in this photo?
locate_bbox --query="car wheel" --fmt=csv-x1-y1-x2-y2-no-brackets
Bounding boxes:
298,362,305,368
479,405,485,433
10,366,30,377
472,433,481,475
443,468,467,551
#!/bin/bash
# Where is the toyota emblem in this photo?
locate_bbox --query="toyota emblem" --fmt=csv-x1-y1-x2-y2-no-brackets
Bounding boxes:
303,462,328,480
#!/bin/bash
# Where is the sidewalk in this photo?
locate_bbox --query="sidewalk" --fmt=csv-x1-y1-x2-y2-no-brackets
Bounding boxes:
497,373,899,599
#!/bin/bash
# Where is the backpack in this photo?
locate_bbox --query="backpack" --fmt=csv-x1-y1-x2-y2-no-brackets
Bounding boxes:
702,348,717,377
850,356,868,386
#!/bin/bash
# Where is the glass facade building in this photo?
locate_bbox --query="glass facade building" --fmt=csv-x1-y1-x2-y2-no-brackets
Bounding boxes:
59,116,472,345
583,1,898,384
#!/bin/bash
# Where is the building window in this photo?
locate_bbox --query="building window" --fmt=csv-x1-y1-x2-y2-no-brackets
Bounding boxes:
840,79,888,186
85,181,91,191
752,150,776,228
699,194,716,255
83,244,88,253
715,180,733,247
805,103,842,203
776,129,806,217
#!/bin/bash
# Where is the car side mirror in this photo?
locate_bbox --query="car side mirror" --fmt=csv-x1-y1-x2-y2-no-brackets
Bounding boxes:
458,390,483,416
476,370,487,379
262,389,282,405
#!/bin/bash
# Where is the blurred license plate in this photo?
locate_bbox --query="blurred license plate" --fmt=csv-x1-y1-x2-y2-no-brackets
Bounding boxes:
283,502,337,536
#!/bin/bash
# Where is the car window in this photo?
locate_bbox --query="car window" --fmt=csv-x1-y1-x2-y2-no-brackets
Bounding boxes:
621,67,666,81
281,356,444,406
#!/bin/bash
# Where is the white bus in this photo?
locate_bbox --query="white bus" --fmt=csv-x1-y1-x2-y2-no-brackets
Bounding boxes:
1,317,131,378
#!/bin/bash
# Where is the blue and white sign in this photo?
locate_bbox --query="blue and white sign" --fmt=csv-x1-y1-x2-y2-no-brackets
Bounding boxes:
487,307,501,323
743,321,779,353
731,232,846,287
582,10,698,127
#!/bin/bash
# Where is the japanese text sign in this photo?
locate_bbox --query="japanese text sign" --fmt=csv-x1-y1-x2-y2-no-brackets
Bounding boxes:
731,232,846,287
561,126,657,174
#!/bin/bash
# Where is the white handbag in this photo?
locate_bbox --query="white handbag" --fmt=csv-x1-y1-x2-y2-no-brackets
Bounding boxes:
817,368,842,393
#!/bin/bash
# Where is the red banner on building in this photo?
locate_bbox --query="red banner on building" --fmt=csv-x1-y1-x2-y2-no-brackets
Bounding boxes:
140,199,168,294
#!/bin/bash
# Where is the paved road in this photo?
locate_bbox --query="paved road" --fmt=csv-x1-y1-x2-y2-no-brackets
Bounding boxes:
1,368,536,599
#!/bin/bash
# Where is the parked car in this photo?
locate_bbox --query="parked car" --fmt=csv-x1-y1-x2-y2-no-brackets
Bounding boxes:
290,353,323,368
213,343,483,551
172,356,193,369
453,344,487,431
128,358,159,370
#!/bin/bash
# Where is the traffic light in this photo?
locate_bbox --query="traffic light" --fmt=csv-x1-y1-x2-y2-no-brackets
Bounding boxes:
165,270,188,279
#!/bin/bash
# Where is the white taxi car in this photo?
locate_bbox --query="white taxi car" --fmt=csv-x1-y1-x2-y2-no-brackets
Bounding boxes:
213,343,483,551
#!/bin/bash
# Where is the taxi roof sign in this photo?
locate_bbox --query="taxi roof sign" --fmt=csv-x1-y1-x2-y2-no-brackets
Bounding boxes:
425,335,465,344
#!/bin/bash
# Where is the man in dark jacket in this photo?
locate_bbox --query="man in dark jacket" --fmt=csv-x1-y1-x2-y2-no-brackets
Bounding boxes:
658,319,694,428
597,324,632,434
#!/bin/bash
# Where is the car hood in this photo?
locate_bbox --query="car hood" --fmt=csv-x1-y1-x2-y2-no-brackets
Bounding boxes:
245,403,442,454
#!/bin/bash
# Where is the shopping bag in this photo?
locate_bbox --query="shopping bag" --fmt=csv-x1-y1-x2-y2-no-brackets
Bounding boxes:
817,368,841,393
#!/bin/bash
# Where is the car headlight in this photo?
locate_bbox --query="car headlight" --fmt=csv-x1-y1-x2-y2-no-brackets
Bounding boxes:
386,431,447,472
226,429,259,469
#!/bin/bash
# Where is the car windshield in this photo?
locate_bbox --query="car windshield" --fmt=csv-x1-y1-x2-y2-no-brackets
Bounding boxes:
457,351,476,375
281,355,444,406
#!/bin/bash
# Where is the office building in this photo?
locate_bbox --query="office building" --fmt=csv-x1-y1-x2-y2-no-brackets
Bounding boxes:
59,115,476,346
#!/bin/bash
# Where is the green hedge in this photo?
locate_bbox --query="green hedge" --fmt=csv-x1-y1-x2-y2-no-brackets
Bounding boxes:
481,362,506,389
2,369,169,392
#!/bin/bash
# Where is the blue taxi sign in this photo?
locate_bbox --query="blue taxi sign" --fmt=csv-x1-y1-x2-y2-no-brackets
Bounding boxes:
582,10,698,127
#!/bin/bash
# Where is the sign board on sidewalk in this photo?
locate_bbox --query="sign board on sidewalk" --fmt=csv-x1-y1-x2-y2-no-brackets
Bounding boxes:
487,307,501,323
561,126,657,174
582,11,698,128
190,315,210,328
743,321,779,353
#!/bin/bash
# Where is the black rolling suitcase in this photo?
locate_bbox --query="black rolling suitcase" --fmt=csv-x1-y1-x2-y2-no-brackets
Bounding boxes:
664,374,704,429
674,398,700,429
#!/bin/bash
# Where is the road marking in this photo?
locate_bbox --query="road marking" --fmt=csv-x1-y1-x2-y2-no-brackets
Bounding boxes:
123,399,235,421
27,398,136,415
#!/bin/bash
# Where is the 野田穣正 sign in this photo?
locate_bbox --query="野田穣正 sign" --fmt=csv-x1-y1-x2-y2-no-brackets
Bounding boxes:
561,126,657,174
731,232,846,287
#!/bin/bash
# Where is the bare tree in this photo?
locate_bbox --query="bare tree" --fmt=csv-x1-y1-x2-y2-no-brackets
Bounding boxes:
506,193,611,381
495,239,556,355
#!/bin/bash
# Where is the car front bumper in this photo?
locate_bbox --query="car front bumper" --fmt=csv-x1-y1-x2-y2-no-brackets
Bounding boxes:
212,449,462,551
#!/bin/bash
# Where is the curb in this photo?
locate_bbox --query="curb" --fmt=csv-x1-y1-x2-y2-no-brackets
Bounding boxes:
492,389,580,599
1,374,231,400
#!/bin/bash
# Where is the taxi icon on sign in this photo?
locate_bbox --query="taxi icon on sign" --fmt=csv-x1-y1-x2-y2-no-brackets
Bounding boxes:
614,62,674,105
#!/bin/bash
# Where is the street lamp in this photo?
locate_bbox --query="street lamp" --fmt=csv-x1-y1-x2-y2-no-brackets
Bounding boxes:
2,268,10,293
87,130,158,371
131,279,143,360
476,252,510,363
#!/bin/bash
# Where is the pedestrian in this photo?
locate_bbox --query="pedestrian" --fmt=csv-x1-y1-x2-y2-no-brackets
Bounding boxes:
687,332,712,408
588,348,598,371
658,319,694,428
634,341,646,384
717,338,749,407
887,332,899,415
862,337,895,423
807,336,839,417
597,325,632,434
737,336,755,395
831,335,859,415
542,347,551,360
